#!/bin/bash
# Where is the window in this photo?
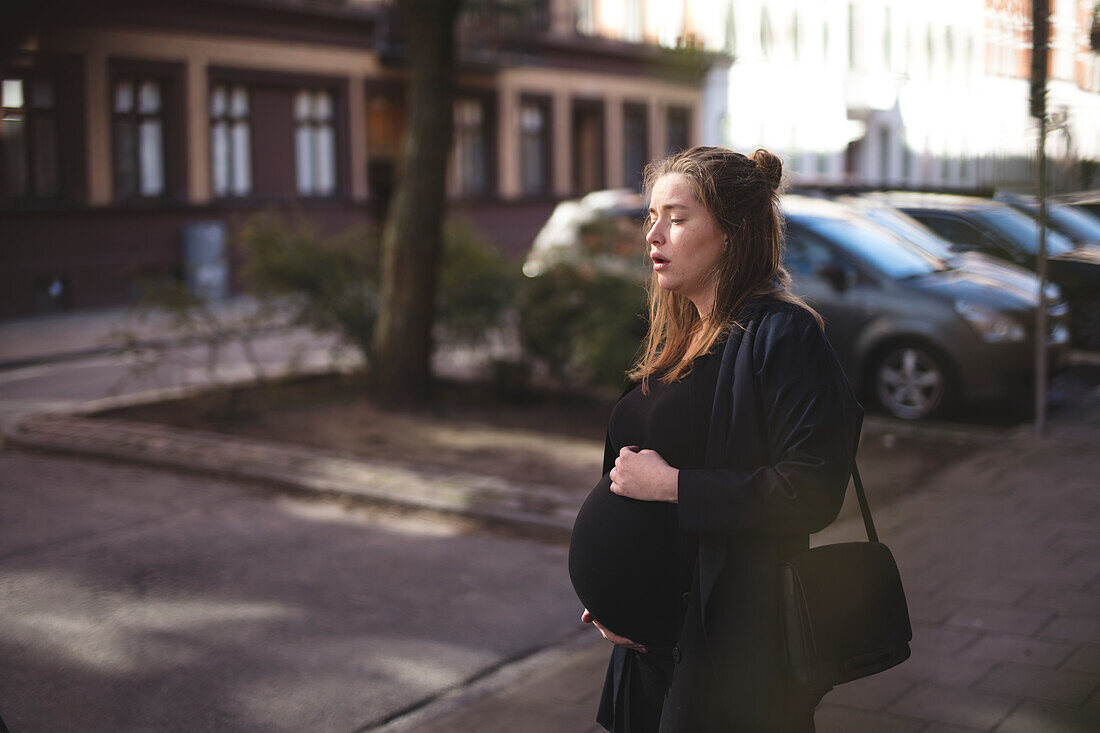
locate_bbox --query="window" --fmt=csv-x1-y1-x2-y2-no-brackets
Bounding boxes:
945,27,955,76
848,3,857,70
910,214,985,251
575,0,596,35
926,26,935,77
294,89,336,196
883,8,892,69
666,106,689,155
623,103,647,191
792,11,800,60
724,4,737,54
1,75,59,198
624,0,643,42
760,7,774,56
519,99,549,195
210,84,251,197
453,97,488,196
112,76,165,198
783,223,842,280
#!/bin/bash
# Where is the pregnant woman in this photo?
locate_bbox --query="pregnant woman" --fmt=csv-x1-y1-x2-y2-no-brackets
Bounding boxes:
569,146,864,732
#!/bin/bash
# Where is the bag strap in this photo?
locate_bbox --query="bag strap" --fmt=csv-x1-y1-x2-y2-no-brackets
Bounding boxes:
852,463,879,543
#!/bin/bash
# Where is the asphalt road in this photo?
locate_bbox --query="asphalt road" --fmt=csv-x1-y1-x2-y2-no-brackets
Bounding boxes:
0,451,581,732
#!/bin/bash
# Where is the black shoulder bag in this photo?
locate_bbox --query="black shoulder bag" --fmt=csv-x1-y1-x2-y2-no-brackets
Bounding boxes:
779,463,912,690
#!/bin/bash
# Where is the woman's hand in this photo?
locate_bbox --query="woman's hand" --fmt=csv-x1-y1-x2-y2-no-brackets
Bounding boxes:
581,609,647,653
609,446,679,503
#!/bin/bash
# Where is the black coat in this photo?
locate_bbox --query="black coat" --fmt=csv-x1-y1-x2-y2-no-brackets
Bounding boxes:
599,298,864,732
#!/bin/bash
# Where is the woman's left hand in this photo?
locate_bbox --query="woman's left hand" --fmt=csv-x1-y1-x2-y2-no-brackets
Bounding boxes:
610,446,679,503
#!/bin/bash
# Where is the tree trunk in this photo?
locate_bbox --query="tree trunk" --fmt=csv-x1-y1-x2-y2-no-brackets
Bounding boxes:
371,0,463,405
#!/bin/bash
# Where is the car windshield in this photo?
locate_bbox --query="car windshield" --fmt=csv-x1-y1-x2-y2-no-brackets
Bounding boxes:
1047,205,1100,243
799,215,948,279
860,207,955,259
971,207,1075,256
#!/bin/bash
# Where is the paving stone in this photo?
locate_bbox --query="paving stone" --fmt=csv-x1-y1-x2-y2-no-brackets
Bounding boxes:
1001,561,1096,589
1062,553,1100,585
1018,586,1100,615
958,634,1077,668
932,579,1031,606
1050,530,1100,551
529,642,608,705
887,684,1018,730
814,704,924,733
975,662,1100,705
912,624,981,655
918,724,985,733
1062,644,1100,673
877,649,994,688
993,701,1100,733
820,674,914,711
944,604,1054,636
1039,614,1100,644
907,593,963,625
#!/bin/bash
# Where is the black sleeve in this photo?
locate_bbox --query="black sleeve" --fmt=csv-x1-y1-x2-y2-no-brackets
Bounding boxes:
676,308,862,536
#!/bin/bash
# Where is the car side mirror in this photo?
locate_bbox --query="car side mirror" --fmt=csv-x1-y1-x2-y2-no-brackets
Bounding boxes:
815,263,856,293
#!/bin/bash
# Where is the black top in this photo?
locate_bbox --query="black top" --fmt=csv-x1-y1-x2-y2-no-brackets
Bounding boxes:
568,348,721,647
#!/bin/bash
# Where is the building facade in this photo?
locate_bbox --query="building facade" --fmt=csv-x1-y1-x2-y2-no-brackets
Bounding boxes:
0,0,714,317
691,0,1100,192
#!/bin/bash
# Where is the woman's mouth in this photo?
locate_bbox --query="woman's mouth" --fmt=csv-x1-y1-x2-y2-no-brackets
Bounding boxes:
651,253,669,271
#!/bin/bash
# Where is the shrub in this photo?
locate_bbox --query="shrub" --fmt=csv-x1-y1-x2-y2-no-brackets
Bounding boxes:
437,218,519,346
236,213,516,369
518,265,648,388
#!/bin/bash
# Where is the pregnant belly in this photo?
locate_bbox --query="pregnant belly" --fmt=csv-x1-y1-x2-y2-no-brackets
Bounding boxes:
568,473,685,647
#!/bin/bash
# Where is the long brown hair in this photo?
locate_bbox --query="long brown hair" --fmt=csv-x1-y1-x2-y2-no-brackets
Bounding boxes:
628,146,822,390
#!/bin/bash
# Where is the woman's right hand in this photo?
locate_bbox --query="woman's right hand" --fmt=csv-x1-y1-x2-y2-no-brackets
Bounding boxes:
580,609,647,653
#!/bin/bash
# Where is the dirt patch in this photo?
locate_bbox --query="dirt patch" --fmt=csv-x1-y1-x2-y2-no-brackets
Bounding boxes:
99,375,614,495
98,373,980,511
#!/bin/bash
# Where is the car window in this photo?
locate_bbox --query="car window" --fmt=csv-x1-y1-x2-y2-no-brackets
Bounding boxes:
795,215,942,279
971,208,1075,256
1047,205,1100,244
910,213,986,251
861,207,955,259
784,223,840,278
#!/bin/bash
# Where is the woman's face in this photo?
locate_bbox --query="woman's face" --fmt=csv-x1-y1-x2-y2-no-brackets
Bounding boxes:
646,173,727,316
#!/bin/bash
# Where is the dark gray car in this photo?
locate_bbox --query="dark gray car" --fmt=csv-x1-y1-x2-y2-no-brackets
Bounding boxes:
881,192,1100,350
782,196,1070,420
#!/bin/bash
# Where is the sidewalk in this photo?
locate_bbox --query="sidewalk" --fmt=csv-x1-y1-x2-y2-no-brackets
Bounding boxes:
381,420,1100,733
0,298,283,369
3,306,1098,731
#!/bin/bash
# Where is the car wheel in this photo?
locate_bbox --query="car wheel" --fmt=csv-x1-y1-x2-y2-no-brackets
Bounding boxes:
872,344,953,420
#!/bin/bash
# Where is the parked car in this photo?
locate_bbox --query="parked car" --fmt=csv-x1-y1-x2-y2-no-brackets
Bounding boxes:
522,189,647,280
994,191,1100,248
1052,190,1100,220
881,192,1100,350
840,194,1066,310
781,195,1070,419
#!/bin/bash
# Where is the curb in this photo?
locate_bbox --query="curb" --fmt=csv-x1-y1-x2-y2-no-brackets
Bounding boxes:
3,412,577,543
1,372,1031,545
363,629,596,732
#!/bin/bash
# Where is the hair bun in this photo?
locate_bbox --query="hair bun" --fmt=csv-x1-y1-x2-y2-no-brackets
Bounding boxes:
750,148,783,193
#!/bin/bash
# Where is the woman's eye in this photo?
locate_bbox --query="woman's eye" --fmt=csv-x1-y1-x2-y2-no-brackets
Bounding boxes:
670,218,684,225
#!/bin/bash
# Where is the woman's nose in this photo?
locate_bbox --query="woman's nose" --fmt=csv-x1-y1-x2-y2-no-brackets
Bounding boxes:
646,221,664,245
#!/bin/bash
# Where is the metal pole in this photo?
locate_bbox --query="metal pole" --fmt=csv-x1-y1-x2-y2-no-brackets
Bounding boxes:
1035,113,1048,435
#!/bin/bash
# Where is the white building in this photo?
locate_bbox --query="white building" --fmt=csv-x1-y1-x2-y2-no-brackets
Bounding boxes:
655,0,1100,192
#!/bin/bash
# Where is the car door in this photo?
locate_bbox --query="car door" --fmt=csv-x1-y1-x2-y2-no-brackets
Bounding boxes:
783,220,869,373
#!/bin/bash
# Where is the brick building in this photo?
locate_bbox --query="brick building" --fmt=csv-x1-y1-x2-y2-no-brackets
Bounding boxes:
0,0,716,317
